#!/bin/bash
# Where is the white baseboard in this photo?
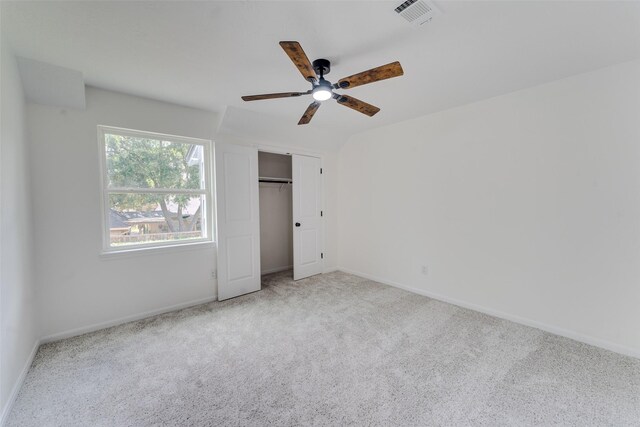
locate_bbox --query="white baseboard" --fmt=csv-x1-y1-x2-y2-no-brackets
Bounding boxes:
41,295,217,344
261,265,293,275
337,267,640,359
260,265,338,276
1,339,40,427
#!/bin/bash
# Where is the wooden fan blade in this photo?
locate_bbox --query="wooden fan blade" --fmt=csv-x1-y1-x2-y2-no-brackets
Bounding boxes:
298,102,320,125
242,92,307,101
279,41,317,82
335,95,380,117
336,61,403,89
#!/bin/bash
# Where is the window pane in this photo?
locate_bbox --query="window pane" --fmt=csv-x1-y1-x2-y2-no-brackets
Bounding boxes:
105,133,204,190
108,193,205,247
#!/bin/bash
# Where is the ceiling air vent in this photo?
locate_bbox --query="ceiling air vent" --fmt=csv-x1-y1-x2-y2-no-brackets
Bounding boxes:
394,0,441,27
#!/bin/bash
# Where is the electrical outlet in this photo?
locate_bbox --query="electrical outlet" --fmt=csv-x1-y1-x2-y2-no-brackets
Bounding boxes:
211,270,217,279
421,265,428,275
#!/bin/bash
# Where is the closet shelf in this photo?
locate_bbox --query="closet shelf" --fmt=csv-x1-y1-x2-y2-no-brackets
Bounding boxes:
259,176,292,184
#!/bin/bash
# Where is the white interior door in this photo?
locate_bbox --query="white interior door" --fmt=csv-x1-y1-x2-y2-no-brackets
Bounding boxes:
215,142,261,300
292,154,322,280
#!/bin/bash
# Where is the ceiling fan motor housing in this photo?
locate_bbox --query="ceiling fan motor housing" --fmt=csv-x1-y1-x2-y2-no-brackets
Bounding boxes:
312,58,331,77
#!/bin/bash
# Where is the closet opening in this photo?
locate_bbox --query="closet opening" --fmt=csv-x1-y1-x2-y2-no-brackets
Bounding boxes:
258,151,293,279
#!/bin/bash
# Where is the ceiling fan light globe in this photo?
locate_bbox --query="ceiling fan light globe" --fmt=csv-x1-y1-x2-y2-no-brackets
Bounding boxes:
312,88,332,101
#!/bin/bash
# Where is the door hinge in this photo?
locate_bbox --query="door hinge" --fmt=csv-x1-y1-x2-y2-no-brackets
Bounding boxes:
320,168,323,174
321,253,324,259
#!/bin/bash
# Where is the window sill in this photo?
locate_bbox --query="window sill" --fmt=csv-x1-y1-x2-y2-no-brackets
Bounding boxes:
100,240,216,260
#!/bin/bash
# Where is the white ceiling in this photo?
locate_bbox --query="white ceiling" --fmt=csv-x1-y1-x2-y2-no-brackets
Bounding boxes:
3,1,640,141
17,57,86,109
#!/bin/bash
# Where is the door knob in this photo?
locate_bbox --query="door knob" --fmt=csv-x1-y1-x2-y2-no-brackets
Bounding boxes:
295,222,301,227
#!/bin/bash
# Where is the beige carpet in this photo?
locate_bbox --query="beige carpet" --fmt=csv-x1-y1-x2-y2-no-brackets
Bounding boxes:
7,271,640,426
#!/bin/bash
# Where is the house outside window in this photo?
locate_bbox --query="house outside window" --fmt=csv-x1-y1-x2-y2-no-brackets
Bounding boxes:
99,126,213,252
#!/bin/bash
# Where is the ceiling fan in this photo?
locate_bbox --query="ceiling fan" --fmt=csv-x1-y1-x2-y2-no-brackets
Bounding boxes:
241,41,404,125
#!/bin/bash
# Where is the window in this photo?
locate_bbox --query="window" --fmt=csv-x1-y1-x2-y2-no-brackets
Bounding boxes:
98,126,212,252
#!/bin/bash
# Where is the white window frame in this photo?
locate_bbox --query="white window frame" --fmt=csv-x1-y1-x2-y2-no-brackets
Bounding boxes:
98,125,214,254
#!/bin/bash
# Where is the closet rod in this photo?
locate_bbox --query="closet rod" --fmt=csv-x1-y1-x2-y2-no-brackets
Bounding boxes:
258,177,292,184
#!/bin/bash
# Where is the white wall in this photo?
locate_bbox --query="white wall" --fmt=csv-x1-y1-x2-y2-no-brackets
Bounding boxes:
259,184,293,274
258,151,292,179
338,60,640,357
28,87,219,340
324,152,339,273
259,152,293,274
0,43,38,421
